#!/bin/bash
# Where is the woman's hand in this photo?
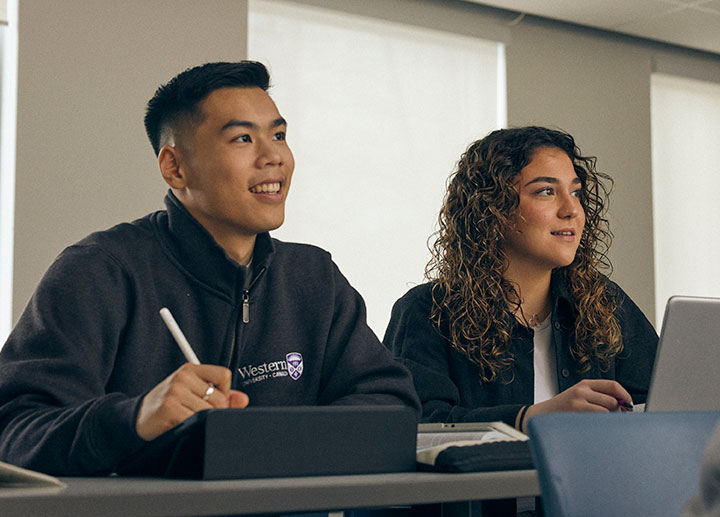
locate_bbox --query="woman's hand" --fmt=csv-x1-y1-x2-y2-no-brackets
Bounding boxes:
518,379,632,432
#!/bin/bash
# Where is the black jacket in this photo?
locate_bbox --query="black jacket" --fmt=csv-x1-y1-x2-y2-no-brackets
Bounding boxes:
0,193,420,475
383,273,657,426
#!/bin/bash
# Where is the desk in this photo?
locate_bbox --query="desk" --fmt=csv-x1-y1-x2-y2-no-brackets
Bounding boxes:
0,470,539,516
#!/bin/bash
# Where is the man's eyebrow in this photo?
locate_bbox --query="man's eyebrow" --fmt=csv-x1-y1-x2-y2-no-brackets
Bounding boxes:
220,117,287,132
220,120,255,132
524,176,582,187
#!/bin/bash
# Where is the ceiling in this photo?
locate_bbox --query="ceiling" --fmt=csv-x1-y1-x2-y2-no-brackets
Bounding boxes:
466,0,720,55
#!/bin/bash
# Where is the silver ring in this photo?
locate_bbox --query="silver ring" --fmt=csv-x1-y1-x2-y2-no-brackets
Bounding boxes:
202,383,215,401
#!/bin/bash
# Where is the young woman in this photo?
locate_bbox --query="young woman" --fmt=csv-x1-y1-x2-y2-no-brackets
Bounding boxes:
384,126,658,432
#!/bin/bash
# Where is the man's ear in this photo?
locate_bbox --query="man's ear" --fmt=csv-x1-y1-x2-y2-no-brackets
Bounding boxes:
158,145,186,189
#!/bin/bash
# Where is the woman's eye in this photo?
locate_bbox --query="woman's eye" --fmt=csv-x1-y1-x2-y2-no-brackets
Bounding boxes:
535,187,553,196
572,189,583,198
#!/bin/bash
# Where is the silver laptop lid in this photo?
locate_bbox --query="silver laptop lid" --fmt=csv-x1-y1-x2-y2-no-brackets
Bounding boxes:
645,295,720,411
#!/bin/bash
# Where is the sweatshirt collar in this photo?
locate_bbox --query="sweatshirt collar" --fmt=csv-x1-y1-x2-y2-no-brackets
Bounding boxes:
160,191,275,298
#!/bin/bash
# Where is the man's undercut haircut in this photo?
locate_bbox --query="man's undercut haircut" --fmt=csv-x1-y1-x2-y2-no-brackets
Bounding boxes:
144,61,271,156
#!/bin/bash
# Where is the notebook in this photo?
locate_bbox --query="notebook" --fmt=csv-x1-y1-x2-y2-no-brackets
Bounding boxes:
645,295,720,412
416,421,533,472
117,405,418,479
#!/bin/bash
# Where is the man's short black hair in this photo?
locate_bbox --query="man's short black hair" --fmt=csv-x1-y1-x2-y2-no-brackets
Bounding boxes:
144,61,270,156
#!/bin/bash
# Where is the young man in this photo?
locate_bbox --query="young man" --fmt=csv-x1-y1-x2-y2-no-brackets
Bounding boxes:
0,62,420,475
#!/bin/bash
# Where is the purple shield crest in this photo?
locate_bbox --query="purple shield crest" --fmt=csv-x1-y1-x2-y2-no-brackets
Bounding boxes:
286,352,303,381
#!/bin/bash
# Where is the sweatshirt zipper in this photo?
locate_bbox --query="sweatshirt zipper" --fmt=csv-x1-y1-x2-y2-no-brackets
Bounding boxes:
241,266,265,325
242,291,250,323
225,266,266,370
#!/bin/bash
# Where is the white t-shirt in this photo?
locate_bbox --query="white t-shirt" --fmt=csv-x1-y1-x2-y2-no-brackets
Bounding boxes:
518,316,557,514
533,315,559,403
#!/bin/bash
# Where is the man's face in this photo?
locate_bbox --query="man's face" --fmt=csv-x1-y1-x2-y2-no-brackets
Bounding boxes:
172,87,294,243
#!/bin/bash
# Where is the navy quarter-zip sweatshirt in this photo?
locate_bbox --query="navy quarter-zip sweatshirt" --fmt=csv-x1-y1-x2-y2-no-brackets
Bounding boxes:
0,192,420,475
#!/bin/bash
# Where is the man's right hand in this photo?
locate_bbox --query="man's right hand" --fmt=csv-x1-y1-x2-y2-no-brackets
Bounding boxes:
135,363,249,441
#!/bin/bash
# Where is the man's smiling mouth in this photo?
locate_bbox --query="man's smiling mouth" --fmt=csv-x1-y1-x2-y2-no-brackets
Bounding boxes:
249,182,281,194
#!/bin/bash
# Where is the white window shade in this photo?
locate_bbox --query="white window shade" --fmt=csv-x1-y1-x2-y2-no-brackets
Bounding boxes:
249,0,505,337
0,1,6,25
0,0,16,343
651,73,720,325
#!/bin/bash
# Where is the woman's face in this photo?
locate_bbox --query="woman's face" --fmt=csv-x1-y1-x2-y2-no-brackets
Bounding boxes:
503,147,586,276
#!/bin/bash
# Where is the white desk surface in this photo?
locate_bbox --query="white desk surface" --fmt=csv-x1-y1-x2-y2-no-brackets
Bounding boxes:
0,469,539,516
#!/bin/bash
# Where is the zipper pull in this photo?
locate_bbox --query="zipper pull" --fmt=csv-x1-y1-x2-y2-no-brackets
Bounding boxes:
242,290,250,324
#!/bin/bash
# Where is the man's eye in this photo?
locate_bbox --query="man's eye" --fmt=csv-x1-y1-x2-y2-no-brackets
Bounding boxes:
572,189,583,198
273,132,286,141
234,134,252,143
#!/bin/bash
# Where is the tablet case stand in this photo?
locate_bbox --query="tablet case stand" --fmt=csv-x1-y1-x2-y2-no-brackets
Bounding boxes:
117,406,418,480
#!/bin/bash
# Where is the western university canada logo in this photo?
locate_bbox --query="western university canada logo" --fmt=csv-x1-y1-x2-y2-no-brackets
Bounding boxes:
286,352,303,381
237,351,304,387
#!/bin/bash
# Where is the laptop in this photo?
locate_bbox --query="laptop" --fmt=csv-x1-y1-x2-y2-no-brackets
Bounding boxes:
117,405,418,479
645,295,720,412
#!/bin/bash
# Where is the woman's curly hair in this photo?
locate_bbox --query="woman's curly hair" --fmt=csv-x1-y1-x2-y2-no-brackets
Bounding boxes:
426,126,623,383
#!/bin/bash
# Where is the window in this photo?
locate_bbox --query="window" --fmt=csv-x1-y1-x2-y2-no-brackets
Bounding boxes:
249,0,506,336
651,73,720,324
0,0,17,344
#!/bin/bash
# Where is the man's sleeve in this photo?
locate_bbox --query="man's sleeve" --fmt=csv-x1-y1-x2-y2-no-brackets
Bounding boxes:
0,245,146,475
682,422,720,517
314,264,420,417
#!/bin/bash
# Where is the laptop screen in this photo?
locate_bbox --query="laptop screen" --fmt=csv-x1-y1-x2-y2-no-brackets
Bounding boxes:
645,296,720,412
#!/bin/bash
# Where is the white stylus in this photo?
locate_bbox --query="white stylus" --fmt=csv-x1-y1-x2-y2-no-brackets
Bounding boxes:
159,307,200,364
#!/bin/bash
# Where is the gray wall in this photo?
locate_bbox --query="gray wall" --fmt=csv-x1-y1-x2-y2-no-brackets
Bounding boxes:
506,18,657,316
505,16,720,322
11,0,720,326
12,0,248,322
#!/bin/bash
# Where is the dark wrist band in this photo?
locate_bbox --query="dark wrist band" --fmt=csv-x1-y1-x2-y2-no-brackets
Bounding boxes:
517,405,529,432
